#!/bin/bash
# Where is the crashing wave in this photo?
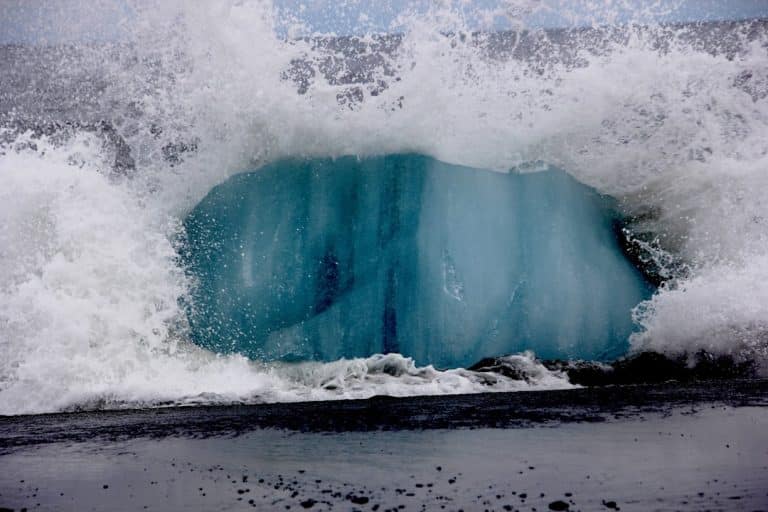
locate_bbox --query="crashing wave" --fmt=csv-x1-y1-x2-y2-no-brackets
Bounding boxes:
1,2,768,414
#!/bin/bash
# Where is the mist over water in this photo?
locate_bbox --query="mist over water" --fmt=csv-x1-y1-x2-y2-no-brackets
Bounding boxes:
1,1,767,415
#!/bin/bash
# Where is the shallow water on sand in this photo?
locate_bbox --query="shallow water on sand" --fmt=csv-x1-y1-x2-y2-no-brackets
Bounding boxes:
1,383,767,511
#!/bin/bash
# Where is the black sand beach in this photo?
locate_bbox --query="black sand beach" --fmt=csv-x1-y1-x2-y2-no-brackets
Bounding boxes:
1,380,767,511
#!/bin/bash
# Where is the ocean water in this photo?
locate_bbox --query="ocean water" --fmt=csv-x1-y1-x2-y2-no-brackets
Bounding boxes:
183,155,652,367
1,1,768,415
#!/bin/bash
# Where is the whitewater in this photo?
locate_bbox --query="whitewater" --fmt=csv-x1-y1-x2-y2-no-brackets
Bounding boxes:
1,1,768,415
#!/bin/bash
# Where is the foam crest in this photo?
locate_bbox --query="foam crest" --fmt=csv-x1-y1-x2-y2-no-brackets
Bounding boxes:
0,139,570,415
1,1,768,413
144,4,768,365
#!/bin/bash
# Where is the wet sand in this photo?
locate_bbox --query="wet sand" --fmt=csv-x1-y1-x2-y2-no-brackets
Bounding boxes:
1,380,767,511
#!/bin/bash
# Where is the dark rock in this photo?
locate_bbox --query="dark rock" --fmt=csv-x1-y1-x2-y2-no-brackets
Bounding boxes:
347,494,369,505
300,499,317,509
614,221,679,288
539,350,757,387
467,358,531,381
548,500,570,511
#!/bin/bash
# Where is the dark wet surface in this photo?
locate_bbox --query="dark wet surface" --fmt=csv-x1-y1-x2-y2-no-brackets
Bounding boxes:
2,379,767,450
1,380,768,511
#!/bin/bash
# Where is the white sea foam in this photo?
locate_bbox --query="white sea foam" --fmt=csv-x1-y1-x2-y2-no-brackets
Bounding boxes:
1,1,767,414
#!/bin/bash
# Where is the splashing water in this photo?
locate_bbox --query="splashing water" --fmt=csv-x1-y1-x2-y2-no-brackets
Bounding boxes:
1,0,767,415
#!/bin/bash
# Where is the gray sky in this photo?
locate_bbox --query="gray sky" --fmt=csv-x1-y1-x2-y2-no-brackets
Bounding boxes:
1,0,767,43
275,0,768,34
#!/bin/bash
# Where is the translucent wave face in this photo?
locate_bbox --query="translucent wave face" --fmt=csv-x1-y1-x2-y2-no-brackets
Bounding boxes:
183,154,652,367
1,1,768,414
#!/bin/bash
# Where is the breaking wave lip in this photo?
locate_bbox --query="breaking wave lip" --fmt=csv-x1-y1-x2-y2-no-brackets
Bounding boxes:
1,349,575,416
0,135,575,417
1,3,768,415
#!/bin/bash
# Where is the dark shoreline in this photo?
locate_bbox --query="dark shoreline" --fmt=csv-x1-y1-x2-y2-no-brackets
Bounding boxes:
2,378,767,452
1,380,767,512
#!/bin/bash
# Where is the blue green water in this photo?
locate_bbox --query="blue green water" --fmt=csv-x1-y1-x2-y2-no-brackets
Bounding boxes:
182,154,653,368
